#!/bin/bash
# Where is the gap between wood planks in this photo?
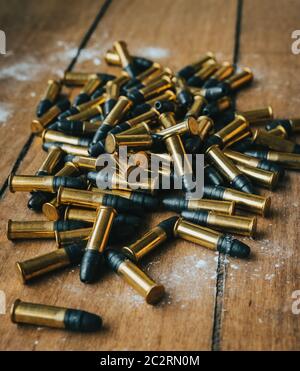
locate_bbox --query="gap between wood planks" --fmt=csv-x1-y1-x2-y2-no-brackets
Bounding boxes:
0,0,113,200
211,0,244,351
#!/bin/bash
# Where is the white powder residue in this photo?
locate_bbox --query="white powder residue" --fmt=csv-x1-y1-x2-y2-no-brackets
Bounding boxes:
195,259,207,269
0,103,13,124
0,58,45,81
136,47,170,60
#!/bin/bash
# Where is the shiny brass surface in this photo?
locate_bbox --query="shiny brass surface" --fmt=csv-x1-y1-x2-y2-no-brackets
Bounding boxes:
224,149,260,168
239,107,273,124
38,146,64,175
266,151,300,169
105,49,121,65
187,199,235,215
226,68,253,90
206,145,241,182
120,122,151,136
236,163,278,190
31,105,61,133
197,116,214,141
42,198,61,221
11,299,66,329
139,76,172,100
253,129,298,153
63,72,98,86
104,96,133,127
190,52,216,71
9,175,55,193
113,41,133,69
223,188,271,216
155,117,199,139
216,96,232,111
42,130,89,147
122,226,167,262
185,95,207,118
71,156,97,171
44,80,61,102
136,63,162,84
50,143,89,157
57,187,104,209
17,249,71,283
55,227,92,247
64,207,96,223
215,115,249,146
81,76,101,95
105,133,153,154
7,220,56,240
206,212,257,237
126,108,158,127
174,218,220,251
86,206,116,252
145,90,176,105
67,105,102,121
211,62,234,81
117,260,165,305
76,95,106,111
194,60,219,79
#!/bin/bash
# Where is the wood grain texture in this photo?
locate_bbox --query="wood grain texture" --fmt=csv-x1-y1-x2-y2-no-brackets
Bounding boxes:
0,0,106,187
220,0,300,351
0,0,238,350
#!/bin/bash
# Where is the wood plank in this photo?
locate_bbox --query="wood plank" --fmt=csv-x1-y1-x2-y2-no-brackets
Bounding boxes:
0,0,238,350
220,0,300,351
0,0,106,187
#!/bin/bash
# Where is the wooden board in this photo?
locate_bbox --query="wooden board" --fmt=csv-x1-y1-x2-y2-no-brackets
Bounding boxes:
0,0,299,351
0,0,238,350
220,0,300,351
0,0,106,188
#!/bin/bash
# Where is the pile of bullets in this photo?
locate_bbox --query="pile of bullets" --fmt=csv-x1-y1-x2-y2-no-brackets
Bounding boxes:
7,41,300,332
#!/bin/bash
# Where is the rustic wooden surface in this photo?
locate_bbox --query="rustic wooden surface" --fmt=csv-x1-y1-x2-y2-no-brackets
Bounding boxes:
0,0,299,350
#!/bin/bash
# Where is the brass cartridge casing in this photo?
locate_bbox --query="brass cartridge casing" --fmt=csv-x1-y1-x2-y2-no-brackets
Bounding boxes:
252,129,299,153
31,105,62,133
206,211,256,237
76,95,106,111
11,299,67,329
44,80,61,101
42,130,89,147
120,122,152,136
197,116,214,141
105,133,153,154
224,149,261,168
174,218,220,251
63,72,98,86
236,163,278,190
125,108,159,127
104,96,133,127
194,60,219,79
105,49,121,65
185,95,207,118
205,145,244,183
122,226,168,262
65,207,96,223
266,151,300,169
139,76,172,100
81,77,102,95
38,146,64,175
216,96,232,111
86,206,116,252
71,156,97,171
267,126,288,138
226,68,253,90
211,62,234,81
67,105,102,121
17,249,72,282
55,228,92,247
117,259,165,304
145,90,176,106
290,118,300,133
7,220,57,240
239,107,273,124
187,199,235,215
155,117,199,139
45,143,89,157
222,188,271,216
113,41,133,69
57,187,104,209
10,299,102,332
159,113,193,178
135,63,162,84
106,74,130,100
189,52,216,71
215,115,249,146
9,175,56,193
